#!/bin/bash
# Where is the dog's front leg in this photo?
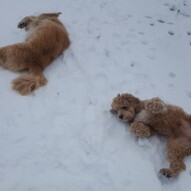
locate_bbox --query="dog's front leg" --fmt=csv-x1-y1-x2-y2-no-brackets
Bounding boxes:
130,122,151,137
145,97,167,114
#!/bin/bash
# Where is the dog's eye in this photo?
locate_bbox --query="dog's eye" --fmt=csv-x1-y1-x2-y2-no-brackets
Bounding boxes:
121,106,128,109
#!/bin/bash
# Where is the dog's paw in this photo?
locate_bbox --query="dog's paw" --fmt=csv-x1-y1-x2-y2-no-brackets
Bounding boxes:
130,122,151,137
145,98,167,114
159,168,172,178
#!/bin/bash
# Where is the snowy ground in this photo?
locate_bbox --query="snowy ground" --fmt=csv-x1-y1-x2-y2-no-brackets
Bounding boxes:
0,0,191,190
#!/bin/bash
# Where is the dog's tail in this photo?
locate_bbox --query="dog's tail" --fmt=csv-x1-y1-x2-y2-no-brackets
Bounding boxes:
12,74,47,95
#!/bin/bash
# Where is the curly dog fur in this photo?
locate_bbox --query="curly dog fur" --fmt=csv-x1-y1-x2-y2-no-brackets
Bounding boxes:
111,93,191,177
0,12,70,95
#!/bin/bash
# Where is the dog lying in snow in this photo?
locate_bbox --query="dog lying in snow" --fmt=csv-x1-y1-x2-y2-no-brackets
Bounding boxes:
0,12,70,95
111,93,191,177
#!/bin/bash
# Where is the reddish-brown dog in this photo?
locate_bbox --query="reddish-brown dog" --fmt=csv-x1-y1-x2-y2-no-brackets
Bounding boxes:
0,12,70,95
111,93,191,177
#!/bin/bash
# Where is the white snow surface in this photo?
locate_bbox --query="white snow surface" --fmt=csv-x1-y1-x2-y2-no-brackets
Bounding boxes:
0,0,191,190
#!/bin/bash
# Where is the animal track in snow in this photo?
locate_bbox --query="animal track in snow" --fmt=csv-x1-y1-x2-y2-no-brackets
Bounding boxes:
169,6,176,11
145,16,152,19
138,32,144,35
168,31,174,35
169,72,176,78
104,50,110,57
164,3,170,7
141,40,148,45
127,14,133,18
130,61,140,68
157,19,165,24
147,55,155,60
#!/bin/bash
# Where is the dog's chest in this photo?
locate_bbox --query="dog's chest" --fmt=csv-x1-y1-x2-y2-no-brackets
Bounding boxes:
134,109,150,123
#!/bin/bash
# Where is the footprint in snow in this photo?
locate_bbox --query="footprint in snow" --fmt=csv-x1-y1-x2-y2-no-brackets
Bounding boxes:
164,3,169,7
158,173,175,184
130,61,139,68
167,21,174,25
138,138,152,147
158,19,165,24
141,40,148,45
168,31,174,35
147,55,155,60
169,6,176,11
169,72,176,78
145,16,152,19
139,32,144,35
129,28,136,32
105,50,110,57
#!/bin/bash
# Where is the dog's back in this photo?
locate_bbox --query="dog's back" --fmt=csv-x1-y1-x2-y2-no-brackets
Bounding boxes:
22,13,70,68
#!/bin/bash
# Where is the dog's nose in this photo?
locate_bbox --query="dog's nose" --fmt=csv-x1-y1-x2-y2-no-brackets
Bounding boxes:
119,114,124,119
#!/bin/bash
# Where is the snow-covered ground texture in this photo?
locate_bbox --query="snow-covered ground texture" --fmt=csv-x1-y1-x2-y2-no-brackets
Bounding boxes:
0,0,191,190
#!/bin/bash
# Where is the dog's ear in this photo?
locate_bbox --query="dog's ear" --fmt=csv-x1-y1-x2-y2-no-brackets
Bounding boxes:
123,106,135,121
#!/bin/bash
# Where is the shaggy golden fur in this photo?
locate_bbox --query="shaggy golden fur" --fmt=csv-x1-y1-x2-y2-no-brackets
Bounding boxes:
111,93,191,177
0,12,70,95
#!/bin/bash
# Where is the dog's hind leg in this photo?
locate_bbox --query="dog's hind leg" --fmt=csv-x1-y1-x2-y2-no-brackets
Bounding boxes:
0,46,28,72
12,64,47,95
0,48,7,68
160,138,191,177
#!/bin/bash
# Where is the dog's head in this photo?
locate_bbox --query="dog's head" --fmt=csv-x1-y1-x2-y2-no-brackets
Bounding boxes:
111,93,142,122
18,12,62,30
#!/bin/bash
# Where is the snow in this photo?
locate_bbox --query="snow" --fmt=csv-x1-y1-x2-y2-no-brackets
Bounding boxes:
0,0,191,190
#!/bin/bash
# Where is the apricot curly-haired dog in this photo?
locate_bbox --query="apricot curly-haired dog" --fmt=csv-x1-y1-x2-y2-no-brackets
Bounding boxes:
111,93,191,177
0,12,70,95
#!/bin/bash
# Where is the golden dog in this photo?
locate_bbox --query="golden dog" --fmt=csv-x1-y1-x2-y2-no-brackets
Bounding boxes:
0,12,70,95
111,93,191,177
